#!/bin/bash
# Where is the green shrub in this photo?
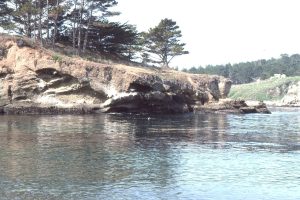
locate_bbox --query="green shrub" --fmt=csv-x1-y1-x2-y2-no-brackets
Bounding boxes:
52,54,63,63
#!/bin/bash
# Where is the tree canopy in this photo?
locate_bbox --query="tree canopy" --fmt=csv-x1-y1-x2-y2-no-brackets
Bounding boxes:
0,0,129,56
184,54,300,84
0,2,190,66
141,18,188,67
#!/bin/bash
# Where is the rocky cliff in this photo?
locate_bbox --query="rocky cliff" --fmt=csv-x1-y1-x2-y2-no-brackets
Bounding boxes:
0,37,236,114
281,81,300,106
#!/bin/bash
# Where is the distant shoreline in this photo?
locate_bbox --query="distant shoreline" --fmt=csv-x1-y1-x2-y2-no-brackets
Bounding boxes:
246,100,300,108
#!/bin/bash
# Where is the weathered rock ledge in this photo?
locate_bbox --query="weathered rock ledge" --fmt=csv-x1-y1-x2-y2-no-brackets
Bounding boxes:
196,99,271,114
0,37,269,114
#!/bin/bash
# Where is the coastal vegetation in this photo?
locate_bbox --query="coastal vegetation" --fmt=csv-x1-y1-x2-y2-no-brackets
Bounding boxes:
229,76,300,101
141,18,188,67
0,0,188,67
1,35,270,114
184,54,300,84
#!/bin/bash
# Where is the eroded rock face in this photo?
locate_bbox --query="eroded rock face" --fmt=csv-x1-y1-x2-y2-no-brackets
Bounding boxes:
281,81,300,106
0,39,232,114
196,99,271,114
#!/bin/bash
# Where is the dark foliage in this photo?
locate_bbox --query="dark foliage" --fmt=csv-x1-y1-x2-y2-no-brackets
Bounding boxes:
184,54,300,84
141,18,188,67
0,0,140,61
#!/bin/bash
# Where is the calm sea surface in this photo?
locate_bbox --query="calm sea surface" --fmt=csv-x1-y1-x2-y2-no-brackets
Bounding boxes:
0,108,299,200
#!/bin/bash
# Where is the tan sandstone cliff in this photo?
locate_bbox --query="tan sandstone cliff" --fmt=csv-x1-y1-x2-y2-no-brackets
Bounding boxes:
1,36,266,114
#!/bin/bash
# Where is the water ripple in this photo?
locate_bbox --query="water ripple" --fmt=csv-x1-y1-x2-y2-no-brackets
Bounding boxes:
0,110,299,199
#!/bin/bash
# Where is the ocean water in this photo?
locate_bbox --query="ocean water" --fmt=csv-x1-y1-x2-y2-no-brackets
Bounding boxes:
0,108,299,200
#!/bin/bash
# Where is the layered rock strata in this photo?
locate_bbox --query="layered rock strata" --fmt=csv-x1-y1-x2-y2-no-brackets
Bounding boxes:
0,38,267,114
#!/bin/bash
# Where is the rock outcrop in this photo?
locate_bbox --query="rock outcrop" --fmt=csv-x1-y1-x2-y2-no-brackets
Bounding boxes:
197,99,271,114
280,81,300,106
0,38,230,114
0,37,264,114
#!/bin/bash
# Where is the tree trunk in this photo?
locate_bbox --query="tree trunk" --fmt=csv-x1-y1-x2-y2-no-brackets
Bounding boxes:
38,0,42,43
77,0,84,56
162,54,168,67
82,28,88,53
52,0,59,48
83,10,92,53
72,0,78,53
162,46,169,67
26,13,32,38
33,14,36,41
46,0,49,42
26,0,33,38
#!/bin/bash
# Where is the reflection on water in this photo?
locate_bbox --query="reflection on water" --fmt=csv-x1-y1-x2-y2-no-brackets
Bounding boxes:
0,111,299,200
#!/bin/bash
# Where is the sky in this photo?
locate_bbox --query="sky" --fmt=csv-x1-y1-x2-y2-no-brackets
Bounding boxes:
112,0,300,69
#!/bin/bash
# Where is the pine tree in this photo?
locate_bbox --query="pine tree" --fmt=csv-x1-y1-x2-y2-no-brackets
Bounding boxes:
142,18,188,67
0,0,141,61
0,0,43,37
82,21,139,59
0,0,14,32
82,0,119,53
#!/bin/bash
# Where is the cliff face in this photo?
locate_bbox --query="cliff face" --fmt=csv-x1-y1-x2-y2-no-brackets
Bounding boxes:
281,81,300,106
0,38,232,114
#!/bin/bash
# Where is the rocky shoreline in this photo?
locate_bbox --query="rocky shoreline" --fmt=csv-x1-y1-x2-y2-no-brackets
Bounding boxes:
0,104,98,115
196,100,271,114
0,37,270,115
0,99,271,115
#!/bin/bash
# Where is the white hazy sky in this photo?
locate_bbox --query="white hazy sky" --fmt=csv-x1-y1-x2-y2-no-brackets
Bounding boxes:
112,0,300,69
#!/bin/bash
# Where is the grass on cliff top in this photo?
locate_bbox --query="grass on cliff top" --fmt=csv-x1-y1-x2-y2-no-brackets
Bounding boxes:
229,76,300,101
0,33,143,67
0,34,203,80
